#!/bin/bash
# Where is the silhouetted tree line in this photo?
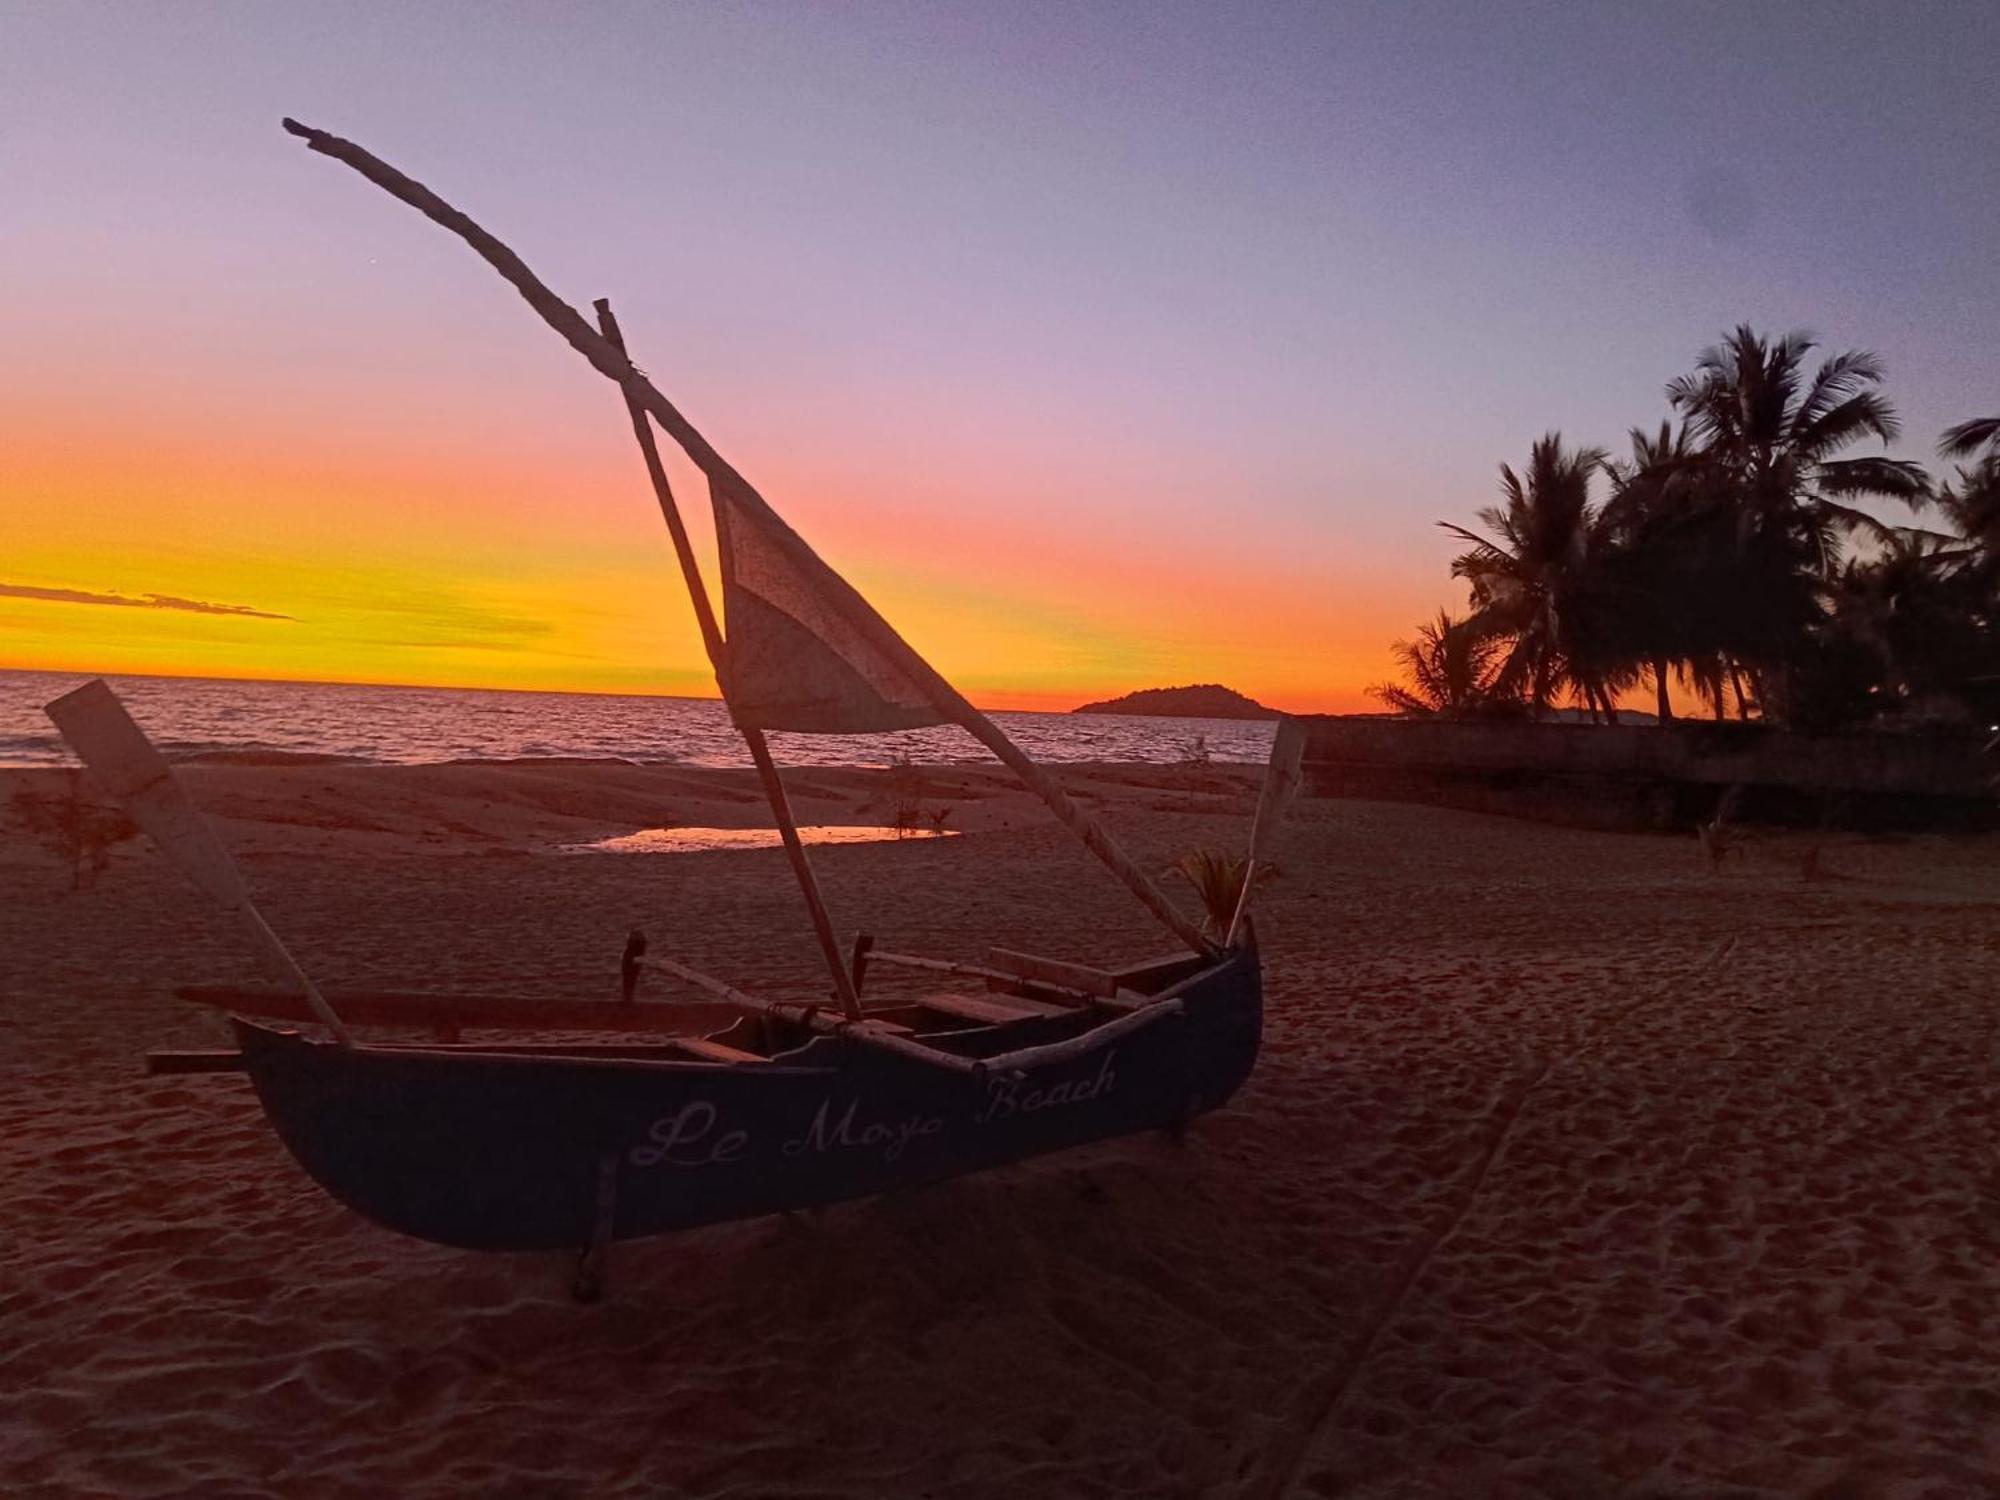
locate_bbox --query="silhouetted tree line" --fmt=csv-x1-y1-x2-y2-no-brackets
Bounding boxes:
1374,327,1999,730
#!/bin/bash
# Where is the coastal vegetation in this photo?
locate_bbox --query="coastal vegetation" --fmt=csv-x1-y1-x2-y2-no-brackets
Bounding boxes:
1073,685,1278,720
1165,846,1274,936
9,771,137,891
1377,326,1999,730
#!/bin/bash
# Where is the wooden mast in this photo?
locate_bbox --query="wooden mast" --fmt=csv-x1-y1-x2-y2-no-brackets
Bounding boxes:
594,300,862,1021
281,118,1211,956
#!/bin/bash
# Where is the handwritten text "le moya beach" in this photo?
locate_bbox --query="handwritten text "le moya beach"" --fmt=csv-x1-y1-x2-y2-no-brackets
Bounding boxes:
628,1050,1121,1169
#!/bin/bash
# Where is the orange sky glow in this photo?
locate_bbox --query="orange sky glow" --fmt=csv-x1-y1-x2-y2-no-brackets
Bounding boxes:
7,7,1984,723
2,388,1397,715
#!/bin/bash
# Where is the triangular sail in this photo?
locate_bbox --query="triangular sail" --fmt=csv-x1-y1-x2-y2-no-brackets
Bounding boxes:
708,469,945,734
283,117,1214,955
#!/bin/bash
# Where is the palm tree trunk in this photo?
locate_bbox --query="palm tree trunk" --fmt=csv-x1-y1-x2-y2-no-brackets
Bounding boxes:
1729,664,1751,721
1651,656,1674,724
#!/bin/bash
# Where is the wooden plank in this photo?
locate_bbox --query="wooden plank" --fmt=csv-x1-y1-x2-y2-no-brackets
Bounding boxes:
1108,953,1203,987
637,955,983,1078
869,948,1089,1002
842,1020,982,1074
985,947,1120,998
982,999,1184,1075
177,984,732,1035
915,992,1067,1025
868,948,1154,1013
145,1050,247,1075
376,1041,692,1058
669,1037,766,1064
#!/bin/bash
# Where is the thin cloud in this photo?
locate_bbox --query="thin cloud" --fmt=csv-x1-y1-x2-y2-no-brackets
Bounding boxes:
0,581,293,621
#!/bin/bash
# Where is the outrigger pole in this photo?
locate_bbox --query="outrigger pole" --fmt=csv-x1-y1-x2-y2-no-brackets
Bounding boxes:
594,299,862,1021
44,681,358,1048
1225,717,1307,946
281,118,1213,957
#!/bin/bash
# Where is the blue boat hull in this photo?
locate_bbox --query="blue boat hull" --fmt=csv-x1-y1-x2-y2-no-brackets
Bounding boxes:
232,946,1261,1250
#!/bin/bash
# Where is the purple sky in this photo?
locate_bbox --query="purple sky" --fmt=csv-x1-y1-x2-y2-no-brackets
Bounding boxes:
4,1,1995,706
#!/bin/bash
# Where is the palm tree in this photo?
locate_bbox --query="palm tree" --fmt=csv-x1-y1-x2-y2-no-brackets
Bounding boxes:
1667,326,1929,556
1936,458,2000,577
1600,421,1709,722
1439,434,1633,719
1826,530,1976,707
1931,456,2000,719
1370,609,1507,717
1663,326,1930,718
1935,419,2000,600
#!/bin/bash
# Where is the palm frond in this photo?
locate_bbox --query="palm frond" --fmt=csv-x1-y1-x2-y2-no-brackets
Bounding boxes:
1795,390,1901,459
1792,350,1885,432
1939,415,2000,459
1814,456,1930,503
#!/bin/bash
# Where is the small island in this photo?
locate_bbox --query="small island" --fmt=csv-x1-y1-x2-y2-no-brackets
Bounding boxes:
1071,683,1279,720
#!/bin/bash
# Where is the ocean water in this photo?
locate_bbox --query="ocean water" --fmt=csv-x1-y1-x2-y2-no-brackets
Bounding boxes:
0,670,1277,769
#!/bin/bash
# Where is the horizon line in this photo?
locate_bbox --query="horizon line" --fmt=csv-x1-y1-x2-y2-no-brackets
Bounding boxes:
0,661,1290,719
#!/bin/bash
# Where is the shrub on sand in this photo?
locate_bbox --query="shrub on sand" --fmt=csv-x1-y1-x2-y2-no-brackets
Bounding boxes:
10,771,138,891
1167,847,1276,936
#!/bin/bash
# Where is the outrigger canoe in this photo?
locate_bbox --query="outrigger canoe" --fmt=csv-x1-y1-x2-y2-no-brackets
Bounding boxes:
45,120,1304,1297
212,942,1258,1252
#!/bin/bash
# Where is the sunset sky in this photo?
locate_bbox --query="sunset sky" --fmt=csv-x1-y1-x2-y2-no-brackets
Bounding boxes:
4,2,1995,713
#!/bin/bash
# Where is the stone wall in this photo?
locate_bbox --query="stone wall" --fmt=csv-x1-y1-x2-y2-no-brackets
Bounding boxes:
1297,717,1996,831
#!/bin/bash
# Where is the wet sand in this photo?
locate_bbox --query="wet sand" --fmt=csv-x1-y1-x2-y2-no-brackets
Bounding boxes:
2,759,1995,1498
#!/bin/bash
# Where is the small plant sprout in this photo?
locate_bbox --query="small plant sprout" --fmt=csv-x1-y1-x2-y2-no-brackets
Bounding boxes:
9,769,139,891
1166,847,1277,936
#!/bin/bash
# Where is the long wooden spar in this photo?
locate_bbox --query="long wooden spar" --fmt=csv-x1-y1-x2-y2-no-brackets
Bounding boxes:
595,299,861,1021
45,681,358,1048
281,117,1211,956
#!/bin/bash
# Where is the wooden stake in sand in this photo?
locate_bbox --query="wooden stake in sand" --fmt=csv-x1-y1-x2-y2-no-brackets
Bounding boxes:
595,298,862,1020
1225,716,1307,946
279,118,1211,958
43,680,357,1048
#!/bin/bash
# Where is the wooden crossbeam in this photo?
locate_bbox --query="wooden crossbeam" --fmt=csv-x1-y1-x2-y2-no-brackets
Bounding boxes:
145,1051,248,1075
915,992,1068,1026
636,954,973,1072
866,949,1151,1013
177,984,731,1035
866,948,1089,1000
1108,953,1206,987
669,1037,766,1064
985,947,1121,998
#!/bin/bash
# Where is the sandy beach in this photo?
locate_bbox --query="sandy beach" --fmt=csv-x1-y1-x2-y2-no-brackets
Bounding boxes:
3,758,1996,1498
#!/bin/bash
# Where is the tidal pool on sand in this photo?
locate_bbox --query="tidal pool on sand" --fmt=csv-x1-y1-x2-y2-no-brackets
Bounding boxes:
563,825,961,854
